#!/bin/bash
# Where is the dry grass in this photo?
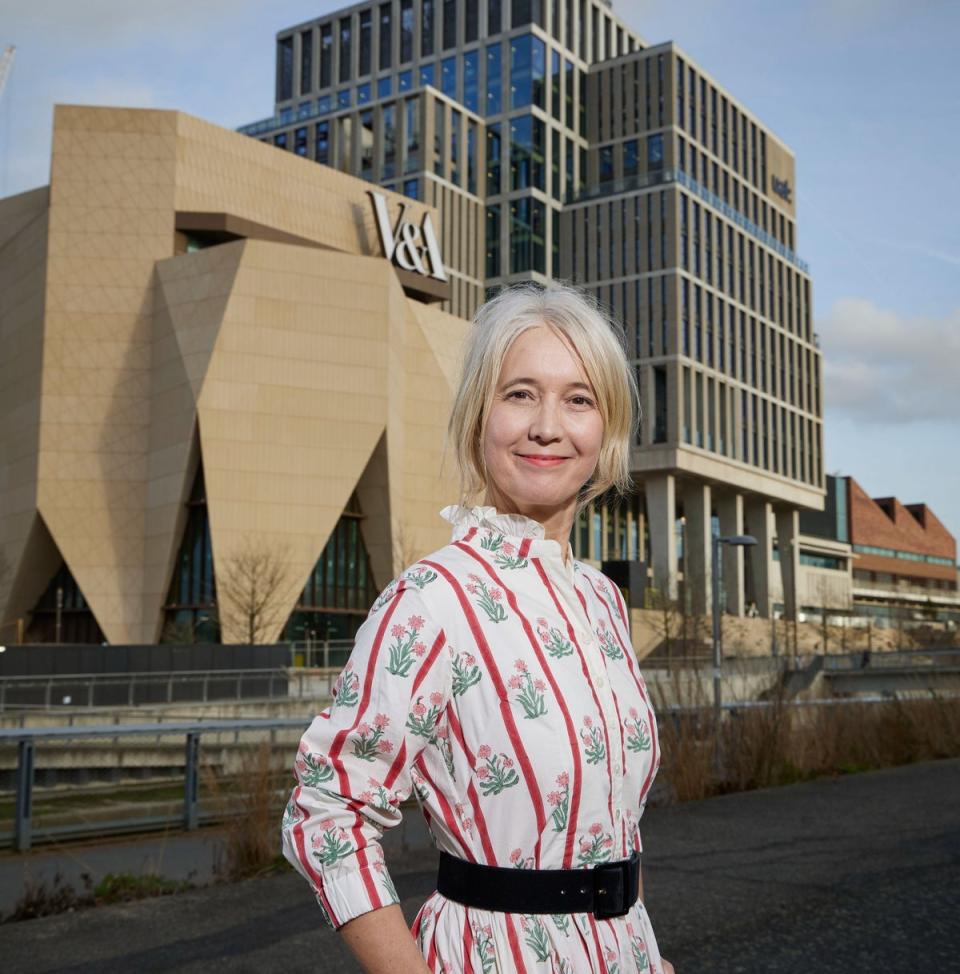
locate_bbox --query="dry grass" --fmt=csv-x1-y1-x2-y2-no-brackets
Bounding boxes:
653,686,960,804
203,742,290,881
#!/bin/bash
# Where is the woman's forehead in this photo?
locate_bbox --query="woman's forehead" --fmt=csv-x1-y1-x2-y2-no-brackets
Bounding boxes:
499,325,591,383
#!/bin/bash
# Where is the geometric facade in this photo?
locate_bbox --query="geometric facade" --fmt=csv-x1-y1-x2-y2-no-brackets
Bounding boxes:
0,106,469,645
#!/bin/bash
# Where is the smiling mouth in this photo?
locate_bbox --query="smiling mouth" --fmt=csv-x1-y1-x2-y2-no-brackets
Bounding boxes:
517,454,570,466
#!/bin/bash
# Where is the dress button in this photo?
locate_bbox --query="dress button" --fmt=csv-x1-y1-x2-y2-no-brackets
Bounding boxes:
595,676,606,688
614,763,622,774
615,809,622,821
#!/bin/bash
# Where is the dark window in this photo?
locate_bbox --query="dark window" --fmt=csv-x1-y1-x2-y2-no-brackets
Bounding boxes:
358,82,372,104
420,62,435,86
320,24,333,88
510,114,544,190
295,126,308,156
486,42,502,114
339,18,352,83
28,560,107,645
623,138,638,178
300,30,313,95
383,103,397,179
277,36,294,102
488,0,502,34
404,97,420,172
403,177,419,199
551,49,561,118
274,132,288,149
486,203,501,277
360,110,374,178
510,195,546,273
512,0,544,28
359,10,372,75
400,0,414,62
316,120,330,164
647,133,663,170
487,122,502,193
510,33,546,110
599,144,613,183
379,3,393,70
443,0,457,49
465,2,479,42
467,120,478,194
378,76,392,98
464,50,480,112
654,366,668,443
450,110,460,184
422,0,435,56
441,55,457,98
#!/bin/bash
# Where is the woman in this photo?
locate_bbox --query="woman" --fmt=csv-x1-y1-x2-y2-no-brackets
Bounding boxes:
281,284,673,973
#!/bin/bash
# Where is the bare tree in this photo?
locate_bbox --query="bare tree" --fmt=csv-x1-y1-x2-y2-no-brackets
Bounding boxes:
217,537,295,644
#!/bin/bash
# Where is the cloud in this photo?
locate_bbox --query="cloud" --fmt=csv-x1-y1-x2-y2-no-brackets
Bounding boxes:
819,298,960,424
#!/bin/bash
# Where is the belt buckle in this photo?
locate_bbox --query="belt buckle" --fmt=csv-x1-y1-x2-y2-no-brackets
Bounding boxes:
591,855,632,920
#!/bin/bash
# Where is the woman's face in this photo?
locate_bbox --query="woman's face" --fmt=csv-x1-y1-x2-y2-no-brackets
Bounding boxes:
483,324,604,516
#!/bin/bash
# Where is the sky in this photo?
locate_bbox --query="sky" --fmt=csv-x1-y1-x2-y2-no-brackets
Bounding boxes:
1,0,958,540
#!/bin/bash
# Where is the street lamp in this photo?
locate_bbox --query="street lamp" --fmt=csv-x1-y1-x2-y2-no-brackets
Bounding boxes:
711,533,757,774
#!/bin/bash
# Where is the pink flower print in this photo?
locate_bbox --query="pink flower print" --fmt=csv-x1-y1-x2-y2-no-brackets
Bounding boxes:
463,653,477,666
390,623,406,638
478,744,492,760
468,573,482,584
359,790,375,803
489,587,503,601
589,822,603,836
603,836,613,847
407,614,425,632
583,715,593,729
377,739,394,754
557,771,569,787
547,790,561,806
519,915,529,931
536,617,549,629
501,756,514,768
311,833,321,848
509,848,522,864
373,713,390,730
465,583,479,595
429,691,443,707
604,947,617,963
462,817,474,833
515,660,528,673
368,776,380,787
412,701,427,717
413,641,427,657
319,818,335,831
508,674,522,689
501,541,516,556
357,722,371,736
580,837,592,852
476,765,490,780
627,923,636,938
534,678,546,691
629,706,639,720
298,740,309,755
434,723,449,740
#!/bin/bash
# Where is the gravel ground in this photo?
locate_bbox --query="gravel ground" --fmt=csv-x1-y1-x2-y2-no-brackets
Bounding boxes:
1,758,957,973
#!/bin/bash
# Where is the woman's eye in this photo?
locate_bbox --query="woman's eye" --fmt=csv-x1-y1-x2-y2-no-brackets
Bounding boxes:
570,395,595,407
506,390,532,400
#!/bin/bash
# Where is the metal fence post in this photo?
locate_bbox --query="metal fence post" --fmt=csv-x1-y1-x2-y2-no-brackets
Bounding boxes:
15,738,35,853
183,732,200,831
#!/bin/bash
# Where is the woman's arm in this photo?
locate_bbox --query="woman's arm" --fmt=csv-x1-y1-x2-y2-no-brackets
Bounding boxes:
339,905,432,974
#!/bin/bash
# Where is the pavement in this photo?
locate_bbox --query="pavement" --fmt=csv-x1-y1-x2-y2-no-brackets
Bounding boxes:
1,758,957,973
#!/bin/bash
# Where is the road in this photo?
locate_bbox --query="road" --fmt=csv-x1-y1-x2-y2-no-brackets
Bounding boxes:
1,758,957,973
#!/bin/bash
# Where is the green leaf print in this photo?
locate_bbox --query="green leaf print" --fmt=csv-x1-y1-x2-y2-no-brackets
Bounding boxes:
474,745,520,796
521,915,551,961
452,650,483,696
465,574,508,623
296,745,335,787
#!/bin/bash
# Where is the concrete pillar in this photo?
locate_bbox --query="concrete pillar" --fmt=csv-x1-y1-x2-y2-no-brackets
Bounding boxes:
775,507,801,621
681,481,712,616
717,491,746,616
744,496,773,618
646,474,677,601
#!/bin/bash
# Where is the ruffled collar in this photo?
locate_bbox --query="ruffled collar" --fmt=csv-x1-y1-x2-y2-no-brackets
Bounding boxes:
439,505,573,564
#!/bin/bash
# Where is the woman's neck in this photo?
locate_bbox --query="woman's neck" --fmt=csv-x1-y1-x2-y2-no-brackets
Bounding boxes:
481,489,575,559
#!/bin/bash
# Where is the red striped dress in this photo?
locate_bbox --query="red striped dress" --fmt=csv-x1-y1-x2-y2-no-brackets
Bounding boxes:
281,505,664,973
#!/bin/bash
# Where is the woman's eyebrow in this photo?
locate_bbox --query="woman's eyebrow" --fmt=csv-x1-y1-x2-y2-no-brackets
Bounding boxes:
499,377,593,392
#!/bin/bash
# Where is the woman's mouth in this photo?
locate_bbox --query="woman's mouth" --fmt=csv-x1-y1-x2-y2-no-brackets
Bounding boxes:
517,454,569,467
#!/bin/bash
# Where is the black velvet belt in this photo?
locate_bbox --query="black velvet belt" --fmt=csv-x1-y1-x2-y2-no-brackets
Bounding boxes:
437,849,640,919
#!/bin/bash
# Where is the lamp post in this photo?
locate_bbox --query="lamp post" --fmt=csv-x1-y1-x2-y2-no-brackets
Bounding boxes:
711,533,757,775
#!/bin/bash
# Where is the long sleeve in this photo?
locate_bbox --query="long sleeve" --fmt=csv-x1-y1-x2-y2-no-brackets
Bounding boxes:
280,577,451,928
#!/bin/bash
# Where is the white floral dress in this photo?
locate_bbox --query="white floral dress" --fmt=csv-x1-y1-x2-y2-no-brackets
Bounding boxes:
281,505,664,973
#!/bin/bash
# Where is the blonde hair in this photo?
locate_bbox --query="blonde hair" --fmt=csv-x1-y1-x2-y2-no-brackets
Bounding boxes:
446,283,639,513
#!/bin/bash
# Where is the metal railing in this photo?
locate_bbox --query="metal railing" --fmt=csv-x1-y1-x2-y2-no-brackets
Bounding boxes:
0,668,292,712
1,718,310,852
821,648,960,671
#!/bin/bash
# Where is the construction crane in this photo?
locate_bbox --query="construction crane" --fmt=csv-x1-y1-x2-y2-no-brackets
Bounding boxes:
0,45,14,106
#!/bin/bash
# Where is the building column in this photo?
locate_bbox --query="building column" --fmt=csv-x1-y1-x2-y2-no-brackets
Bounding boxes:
681,481,712,616
645,474,677,601
717,491,746,616
776,507,801,621
744,496,773,617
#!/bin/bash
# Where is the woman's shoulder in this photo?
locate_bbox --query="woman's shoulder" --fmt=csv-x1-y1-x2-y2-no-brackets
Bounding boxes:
366,542,474,618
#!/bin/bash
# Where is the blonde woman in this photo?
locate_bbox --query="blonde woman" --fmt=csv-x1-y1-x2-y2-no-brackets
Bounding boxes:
282,284,673,973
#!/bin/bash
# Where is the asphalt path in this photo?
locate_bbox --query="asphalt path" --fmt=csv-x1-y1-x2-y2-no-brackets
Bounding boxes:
2,758,957,973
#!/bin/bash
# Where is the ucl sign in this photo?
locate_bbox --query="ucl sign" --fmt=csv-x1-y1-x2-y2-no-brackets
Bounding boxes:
368,191,448,283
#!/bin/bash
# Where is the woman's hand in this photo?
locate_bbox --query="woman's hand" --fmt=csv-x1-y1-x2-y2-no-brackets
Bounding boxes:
661,959,676,974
